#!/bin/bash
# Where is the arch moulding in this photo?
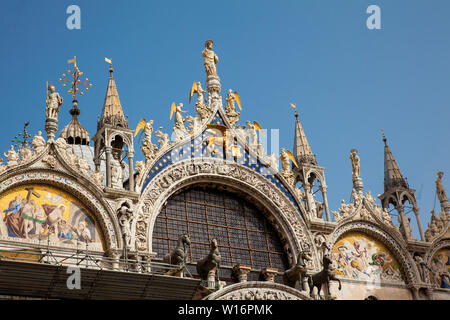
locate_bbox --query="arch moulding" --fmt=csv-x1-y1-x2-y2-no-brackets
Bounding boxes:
0,170,121,252
135,159,319,269
329,220,418,284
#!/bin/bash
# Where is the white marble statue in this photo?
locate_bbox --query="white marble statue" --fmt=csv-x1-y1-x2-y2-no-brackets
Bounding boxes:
4,146,19,167
31,131,46,154
46,83,63,121
110,156,124,189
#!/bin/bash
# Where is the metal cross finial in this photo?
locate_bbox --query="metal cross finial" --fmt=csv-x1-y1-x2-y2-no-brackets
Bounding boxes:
59,57,93,100
12,122,31,148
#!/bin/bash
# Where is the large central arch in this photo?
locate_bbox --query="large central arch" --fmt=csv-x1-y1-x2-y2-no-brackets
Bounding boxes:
135,159,319,269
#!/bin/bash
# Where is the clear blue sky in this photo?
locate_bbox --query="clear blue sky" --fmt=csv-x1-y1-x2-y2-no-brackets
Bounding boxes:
1,0,449,238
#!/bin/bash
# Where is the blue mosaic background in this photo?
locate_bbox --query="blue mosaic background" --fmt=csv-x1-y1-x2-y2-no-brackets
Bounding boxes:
141,111,304,219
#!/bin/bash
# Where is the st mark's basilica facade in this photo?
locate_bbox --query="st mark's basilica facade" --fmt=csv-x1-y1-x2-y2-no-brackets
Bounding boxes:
0,40,448,300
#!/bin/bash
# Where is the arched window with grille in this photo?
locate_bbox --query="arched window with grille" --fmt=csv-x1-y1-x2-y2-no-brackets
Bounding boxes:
152,187,289,273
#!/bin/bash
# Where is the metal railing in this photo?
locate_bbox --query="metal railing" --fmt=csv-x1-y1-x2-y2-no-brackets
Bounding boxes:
0,241,189,277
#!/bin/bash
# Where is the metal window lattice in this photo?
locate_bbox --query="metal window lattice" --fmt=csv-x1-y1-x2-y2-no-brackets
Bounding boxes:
153,187,288,271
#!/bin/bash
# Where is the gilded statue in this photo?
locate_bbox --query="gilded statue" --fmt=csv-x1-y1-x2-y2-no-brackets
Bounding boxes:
202,40,219,77
46,83,63,121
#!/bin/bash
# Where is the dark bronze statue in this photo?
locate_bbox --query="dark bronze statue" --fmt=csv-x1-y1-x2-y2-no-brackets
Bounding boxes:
283,251,311,289
196,239,221,283
308,254,342,299
164,234,191,266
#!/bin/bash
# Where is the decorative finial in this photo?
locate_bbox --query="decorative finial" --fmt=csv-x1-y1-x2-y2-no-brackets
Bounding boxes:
105,57,113,75
290,103,298,118
59,56,93,100
12,122,31,148
381,129,387,145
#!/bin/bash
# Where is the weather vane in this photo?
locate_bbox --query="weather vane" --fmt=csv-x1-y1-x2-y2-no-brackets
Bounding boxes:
59,56,93,100
12,122,31,148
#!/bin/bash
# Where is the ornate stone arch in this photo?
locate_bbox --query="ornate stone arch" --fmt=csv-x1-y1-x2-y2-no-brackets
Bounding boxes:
329,221,418,284
0,170,121,252
399,191,418,207
305,168,325,187
107,130,132,148
204,281,311,300
135,159,319,269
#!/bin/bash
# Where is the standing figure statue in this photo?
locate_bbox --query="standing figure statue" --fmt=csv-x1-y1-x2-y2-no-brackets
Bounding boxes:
350,149,360,180
110,156,124,189
202,40,219,77
436,171,448,203
46,83,63,121
117,203,134,249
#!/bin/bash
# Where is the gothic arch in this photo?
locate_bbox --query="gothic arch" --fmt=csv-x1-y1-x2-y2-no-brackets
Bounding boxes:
135,159,319,269
0,170,121,252
107,130,132,148
329,221,418,284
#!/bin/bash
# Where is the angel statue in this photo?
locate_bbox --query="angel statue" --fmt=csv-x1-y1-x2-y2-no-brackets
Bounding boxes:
202,40,219,78
170,103,188,141
189,81,210,121
280,148,298,186
246,120,265,147
46,83,63,121
134,118,157,161
350,149,360,180
225,89,241,128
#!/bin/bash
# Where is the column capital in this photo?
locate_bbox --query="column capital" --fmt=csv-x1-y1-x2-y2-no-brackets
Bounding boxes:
232,264,251,283
259,268,278,282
